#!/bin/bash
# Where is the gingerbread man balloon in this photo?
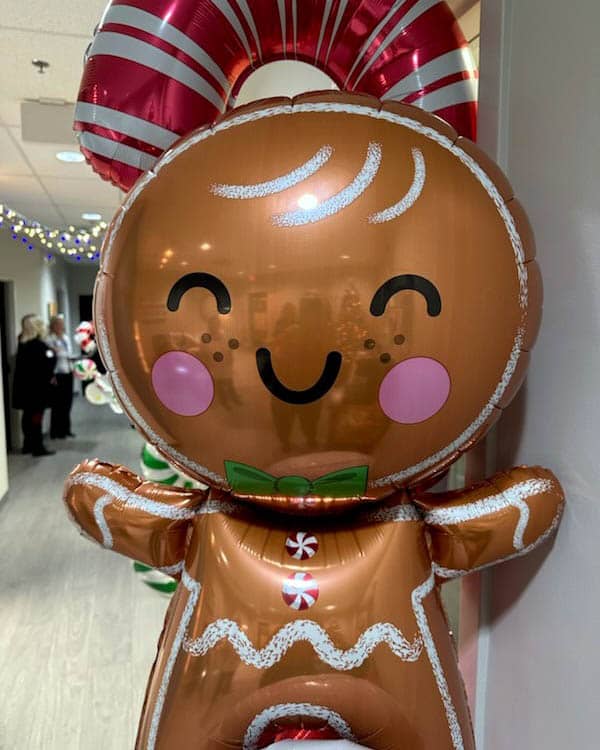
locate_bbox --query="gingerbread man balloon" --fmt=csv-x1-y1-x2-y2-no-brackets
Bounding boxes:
65,2,564,749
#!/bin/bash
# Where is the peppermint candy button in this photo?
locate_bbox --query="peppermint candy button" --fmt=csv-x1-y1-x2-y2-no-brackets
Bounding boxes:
285,531,319,560
282,573,319,610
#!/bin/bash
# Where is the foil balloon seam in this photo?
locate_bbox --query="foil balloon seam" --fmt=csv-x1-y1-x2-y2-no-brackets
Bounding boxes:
243,702,356,750
182,617,423,669
412,570,464,750
423,477,554,551
147,569,200,750
432,501,565,580
97,103,527,491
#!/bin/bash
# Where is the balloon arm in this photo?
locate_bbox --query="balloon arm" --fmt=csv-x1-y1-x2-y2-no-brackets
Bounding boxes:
63,458,208,573
414,466,565,579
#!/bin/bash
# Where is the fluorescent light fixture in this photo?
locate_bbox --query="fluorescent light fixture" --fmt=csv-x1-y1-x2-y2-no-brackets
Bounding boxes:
56,150,84,163
81,212,102,221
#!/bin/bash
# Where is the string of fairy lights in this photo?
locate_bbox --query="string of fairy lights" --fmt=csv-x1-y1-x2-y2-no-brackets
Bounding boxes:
0,203,106,263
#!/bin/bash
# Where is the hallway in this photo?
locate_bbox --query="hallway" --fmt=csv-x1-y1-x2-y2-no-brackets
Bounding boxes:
0,398,167,749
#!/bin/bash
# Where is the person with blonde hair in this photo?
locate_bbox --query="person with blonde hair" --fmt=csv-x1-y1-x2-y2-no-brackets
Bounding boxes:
12,315,56,456
47,315,75,439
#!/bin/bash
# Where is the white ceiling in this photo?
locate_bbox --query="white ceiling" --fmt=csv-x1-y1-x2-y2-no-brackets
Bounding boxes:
0,0,121,228
0,0,478,231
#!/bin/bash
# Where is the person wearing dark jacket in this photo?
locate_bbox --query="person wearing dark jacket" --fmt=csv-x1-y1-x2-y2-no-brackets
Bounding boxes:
12,315,56,456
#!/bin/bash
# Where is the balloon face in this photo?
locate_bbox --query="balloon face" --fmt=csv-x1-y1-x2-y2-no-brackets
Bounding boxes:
96,96,536,500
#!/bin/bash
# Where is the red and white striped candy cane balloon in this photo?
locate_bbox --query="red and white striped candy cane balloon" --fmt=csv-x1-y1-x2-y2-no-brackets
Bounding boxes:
75,0,477,192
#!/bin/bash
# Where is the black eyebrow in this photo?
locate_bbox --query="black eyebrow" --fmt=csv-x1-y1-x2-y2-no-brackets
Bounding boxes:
370,274,441,317
167,273,231,314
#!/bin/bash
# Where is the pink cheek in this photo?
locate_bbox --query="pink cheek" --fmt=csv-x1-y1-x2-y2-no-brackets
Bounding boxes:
378,357,451,424
151,351,214,417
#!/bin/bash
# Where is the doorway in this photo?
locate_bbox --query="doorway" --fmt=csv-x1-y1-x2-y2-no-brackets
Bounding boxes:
0,282,14,451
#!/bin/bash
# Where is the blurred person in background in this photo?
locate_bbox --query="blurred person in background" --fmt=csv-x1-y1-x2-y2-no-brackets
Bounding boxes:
47,315,75,439
12,315,56,456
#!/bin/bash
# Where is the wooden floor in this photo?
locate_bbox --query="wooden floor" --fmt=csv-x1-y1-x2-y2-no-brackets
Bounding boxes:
0,399,167,750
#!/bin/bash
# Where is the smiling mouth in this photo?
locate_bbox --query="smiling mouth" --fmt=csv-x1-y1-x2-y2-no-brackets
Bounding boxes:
256,348,342,405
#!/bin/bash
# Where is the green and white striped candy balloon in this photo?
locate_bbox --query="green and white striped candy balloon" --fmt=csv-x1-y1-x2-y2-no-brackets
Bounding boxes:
134,443,205,594
140,442,201,488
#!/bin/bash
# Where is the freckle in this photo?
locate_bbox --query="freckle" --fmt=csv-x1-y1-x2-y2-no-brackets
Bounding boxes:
380,353,391,364
364,339,376,350
394,335,406,345
213,352,224,362
201,333,212,344
228,338,240,350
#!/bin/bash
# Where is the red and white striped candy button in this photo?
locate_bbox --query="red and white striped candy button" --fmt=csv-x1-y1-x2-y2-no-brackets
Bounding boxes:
285,531,319,560
282,573,319,610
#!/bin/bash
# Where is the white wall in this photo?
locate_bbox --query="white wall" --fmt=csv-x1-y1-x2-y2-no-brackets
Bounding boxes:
480,0,600,746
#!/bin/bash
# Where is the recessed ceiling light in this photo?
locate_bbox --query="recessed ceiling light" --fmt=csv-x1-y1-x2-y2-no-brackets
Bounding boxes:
81,212,102,221
56,150,84,163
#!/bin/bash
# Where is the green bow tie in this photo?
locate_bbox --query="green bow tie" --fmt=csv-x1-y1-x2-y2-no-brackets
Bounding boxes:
224,460,368,499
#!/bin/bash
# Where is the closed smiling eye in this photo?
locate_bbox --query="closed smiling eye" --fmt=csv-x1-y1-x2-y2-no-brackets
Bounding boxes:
167,272,231,314
370,274,441,317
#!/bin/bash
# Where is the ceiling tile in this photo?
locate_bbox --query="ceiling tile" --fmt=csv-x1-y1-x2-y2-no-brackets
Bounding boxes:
57,204,120,226
0,0,107,37
0,174,47,203
0,127,32,177
38,175,120,207
14,129,96,179
5,198,64,227
0,29,89,124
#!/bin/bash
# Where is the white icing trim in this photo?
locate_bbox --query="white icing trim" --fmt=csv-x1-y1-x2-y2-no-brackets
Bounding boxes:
157,561,184,576
411,571,464,750
211,145,333,198
93,494,114,548
424,478,553,551
433,501,564,579
147,569,200,750
67,472,199,521
183,618,422,669
273,142,381,226
244,703,355,750
369,147,425,223
99,101,527,490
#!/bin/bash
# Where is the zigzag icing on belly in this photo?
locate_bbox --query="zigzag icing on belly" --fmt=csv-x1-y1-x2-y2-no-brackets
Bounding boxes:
183,618,422,670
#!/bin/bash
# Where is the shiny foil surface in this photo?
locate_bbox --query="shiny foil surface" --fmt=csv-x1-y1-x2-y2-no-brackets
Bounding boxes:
74,0,477,190
62,81,565,749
